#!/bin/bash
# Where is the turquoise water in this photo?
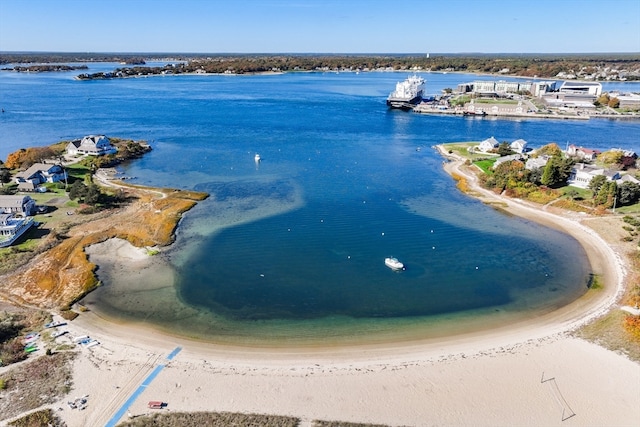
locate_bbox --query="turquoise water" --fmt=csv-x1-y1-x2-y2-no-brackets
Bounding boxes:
1,67,639,344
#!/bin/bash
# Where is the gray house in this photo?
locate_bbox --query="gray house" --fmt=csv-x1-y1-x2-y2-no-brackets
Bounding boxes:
14,163,67,186
0,195,37,216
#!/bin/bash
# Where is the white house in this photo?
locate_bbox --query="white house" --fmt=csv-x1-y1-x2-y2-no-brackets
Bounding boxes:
567,163,621,189
477,137,500,153
525,155,549,170
66,135,117,156
566,144,601,161
14,163,67,186
510,139,528,154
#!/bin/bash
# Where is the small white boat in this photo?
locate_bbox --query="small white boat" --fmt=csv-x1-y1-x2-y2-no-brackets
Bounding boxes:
255,153,261,161
385,257,405,270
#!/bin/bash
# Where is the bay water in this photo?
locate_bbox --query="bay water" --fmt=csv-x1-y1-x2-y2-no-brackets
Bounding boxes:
1,66,639,345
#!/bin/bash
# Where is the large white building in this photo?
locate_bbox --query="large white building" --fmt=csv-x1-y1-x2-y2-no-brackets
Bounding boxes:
66,135,117,156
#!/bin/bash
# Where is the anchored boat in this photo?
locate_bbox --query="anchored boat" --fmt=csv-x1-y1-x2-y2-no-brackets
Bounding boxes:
385,257,405,271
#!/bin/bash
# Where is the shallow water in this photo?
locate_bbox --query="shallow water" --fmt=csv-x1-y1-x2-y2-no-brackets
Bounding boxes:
2,67,638,344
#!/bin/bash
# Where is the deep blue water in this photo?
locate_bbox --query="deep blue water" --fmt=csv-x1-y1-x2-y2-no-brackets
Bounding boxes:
1,66,639,343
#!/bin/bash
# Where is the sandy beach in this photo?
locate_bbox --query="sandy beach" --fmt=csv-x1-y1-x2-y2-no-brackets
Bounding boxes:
40,152,640,427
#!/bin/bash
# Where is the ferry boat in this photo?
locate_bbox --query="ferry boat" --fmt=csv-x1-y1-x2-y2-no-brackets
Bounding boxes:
386,75,425,109
385,257,405,271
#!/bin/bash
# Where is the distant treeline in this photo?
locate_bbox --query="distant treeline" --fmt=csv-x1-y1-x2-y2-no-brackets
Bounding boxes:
1,64,88,72
2,52,640,80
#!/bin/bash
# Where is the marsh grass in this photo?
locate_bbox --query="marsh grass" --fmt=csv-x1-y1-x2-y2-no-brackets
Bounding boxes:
0,352,76,421
118,412,300,427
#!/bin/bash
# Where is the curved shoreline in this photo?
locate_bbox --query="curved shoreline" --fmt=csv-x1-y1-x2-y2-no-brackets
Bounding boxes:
43,147,640,427
75,148,625,360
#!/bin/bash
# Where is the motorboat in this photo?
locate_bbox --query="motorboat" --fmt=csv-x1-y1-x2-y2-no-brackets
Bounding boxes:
385,257,405,270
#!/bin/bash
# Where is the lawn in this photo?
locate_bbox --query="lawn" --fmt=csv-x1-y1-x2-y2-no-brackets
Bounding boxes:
473,159,496,174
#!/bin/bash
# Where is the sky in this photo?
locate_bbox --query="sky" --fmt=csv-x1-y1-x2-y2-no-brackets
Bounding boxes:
0,0,639,54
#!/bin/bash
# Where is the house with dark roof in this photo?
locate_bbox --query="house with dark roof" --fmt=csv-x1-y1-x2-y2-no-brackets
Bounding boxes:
66,135,117,156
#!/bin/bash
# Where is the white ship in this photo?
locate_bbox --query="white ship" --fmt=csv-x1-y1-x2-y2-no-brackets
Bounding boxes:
386,75,425,109
385,257,405,271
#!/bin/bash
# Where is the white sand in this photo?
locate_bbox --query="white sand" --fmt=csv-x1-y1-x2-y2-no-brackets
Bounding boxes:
51,155,640,427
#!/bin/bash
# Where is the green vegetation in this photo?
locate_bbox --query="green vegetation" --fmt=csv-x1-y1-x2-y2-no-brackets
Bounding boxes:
0,311,50,366
473,159,496,174
588,274,603,290
473,98,518,105
8,408,65,427
116,412,391,427
0,352,76,422
12,52,623,80
575,310,640,362
118,412,300,427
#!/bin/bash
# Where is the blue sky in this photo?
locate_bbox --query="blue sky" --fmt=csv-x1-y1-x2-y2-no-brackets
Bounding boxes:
1,0,639,54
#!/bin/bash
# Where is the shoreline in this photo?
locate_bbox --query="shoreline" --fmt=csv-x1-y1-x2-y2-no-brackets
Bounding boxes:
44,146,640,426
79,145,625,353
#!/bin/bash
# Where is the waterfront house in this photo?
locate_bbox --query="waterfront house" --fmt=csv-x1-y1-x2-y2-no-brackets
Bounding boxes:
66,135,117,156
510,139,528,154
567,163,620,189
14,163,67,186
525,155,549,171
566,144,601,161
0,195,37,216
477,137,500,153
616,174,640,186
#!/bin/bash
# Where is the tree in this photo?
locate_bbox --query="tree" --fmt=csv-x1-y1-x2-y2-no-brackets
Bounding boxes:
594,181,617,208
541,155,574,187
492,160,528,191
84,184,101,205
497,142,514,156
588,174,607,195
0,168,10,187
618,182,640,206
68,180,87,201
595,94,610,106
528,167,543,185
534,143,562,158
608,97,620,108
597,150,623,167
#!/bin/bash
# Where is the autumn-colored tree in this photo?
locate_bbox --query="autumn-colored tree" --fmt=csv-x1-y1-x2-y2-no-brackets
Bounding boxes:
597,150,623,167
595,94,610,106
608,97,620,108
4,146,55,169
4,148,26,169
534,143,562,158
